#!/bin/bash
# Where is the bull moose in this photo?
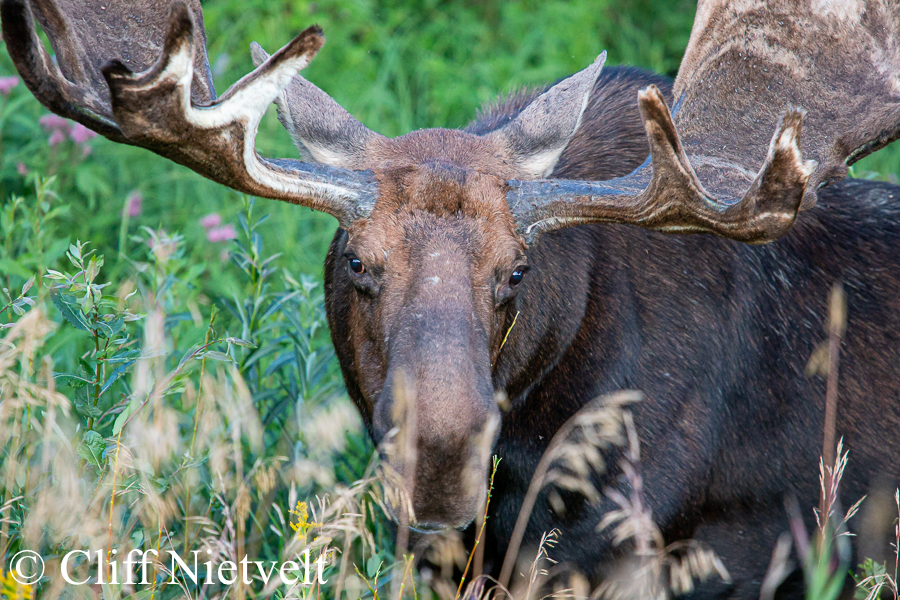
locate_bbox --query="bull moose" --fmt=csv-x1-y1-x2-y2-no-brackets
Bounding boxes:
3,0,900,597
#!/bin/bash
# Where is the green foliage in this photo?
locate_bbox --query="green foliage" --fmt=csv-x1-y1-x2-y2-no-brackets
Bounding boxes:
800,534,850,600
853,491,899,600
0,183,380,597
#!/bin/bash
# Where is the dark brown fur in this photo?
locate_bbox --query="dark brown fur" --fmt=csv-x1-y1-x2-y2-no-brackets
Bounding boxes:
326,67,900,598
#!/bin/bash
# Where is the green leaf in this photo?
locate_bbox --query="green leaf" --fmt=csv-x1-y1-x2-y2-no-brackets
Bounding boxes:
51,291,90,331
93,316,123,339
107,349,142,364
44,269,68,281
73,392,102,419
202,351,233,362
177,344,203,369
46,238,71,265
226,336,257,348
80,290,95,313
0,259,32,279
113,396,142,435
101,582,121,600
366,556,382,578
100,360,135,396
77,431,105,468
53,372,92,389
75,166,113,201
86,255,104,284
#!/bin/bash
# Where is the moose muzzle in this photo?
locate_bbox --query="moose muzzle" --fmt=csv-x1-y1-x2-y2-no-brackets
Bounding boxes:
374,305,500,531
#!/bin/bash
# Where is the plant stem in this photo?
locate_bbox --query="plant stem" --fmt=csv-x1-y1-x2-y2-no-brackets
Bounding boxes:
457,456,500,599
119,338,221,432
107,431,123,579
184,309,216,556
819,282,845,534
87,327,101,430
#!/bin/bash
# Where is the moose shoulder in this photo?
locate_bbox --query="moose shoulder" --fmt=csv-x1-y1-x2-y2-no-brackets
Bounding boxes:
6,0,900,597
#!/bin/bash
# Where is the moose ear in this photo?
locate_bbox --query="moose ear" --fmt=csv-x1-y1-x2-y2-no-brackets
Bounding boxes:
251,41,384,169
489,52,606,179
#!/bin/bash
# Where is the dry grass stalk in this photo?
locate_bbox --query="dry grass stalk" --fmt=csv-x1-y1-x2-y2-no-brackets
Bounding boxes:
593,412,729,600
815,438,865,539
0,304,733,600
391,368,418,594
0,293,383,598
457,457,501,600
759,533,794,600
498,391,642,589
820,281,846,523
510,529,560,600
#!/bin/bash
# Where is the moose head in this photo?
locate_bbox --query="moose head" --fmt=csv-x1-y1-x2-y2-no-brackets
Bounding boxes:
4,0,899,530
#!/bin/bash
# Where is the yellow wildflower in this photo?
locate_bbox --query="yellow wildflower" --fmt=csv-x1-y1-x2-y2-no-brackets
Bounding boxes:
289,501,322,543
0,570,34,600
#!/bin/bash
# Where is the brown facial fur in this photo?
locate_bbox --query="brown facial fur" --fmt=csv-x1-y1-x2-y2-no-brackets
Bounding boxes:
324,66,671,531
330,133,527,527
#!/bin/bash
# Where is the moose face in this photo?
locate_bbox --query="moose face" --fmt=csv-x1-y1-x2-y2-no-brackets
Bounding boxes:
331,133,530,529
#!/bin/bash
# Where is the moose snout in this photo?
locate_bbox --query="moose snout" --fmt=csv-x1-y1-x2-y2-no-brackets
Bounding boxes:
379,426,495,530
374,365,500,530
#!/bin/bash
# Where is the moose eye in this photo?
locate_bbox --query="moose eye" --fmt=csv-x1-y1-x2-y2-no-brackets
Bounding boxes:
509,267,526,287
348,256,365,274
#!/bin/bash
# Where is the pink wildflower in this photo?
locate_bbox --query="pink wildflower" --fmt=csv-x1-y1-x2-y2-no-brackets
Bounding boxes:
39,114,68,131
206,224,237,243
125,191,143,217
48,129,66,146
0,76,18,97
199,213,222,229
16,162,28,176
69,123,97,144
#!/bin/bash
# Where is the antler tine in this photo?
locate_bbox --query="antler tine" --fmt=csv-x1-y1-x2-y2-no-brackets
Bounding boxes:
102,3,377,224
1,0,378,226
509,85,816,244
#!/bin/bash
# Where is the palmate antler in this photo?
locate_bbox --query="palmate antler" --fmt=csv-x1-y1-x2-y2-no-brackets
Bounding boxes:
1,0,377,226
508,0,900,244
